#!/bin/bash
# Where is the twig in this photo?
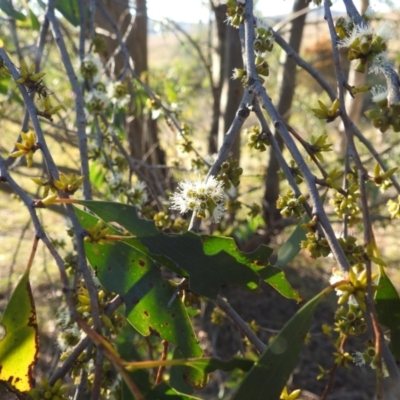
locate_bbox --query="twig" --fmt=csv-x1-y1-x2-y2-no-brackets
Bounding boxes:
155,340,169,385
46,0,92,200
215,296,266,355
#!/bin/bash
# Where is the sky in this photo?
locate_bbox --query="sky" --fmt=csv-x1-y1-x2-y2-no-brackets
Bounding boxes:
146,0,396,23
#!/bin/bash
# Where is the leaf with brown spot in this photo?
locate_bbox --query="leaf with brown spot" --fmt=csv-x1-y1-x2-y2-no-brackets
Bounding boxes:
75,207,205,388
0,266,38,391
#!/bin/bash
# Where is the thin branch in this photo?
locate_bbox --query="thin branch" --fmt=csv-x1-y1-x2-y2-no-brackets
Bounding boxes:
215,296,266,355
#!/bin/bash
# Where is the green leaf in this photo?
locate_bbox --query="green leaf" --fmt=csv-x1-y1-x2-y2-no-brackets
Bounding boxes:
274,214,309,268
232,287,332,400
89,160,106,191
375,268,400,361
75,208,206,388
274,191,327,270
76,201,260,299
202,236,301,301
0,75,11,95
0,0,26,21
0,266,38,391
55,0,80,26
28,8,40,31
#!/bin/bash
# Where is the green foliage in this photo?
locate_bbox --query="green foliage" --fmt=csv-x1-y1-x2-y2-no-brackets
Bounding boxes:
375,267,400,361
232,287,332,400
0,265,38,391
1,1,400,399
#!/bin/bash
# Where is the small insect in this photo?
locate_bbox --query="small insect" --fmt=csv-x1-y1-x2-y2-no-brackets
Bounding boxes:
26,79,51,98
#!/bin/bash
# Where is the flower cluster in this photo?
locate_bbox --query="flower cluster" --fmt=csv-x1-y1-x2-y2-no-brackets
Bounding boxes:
170,176,226,222
10,130,38,167
329,266,378,311
330,182,361,226
78,53,131,120
246,125,270,152
337,19,391,73
276,190,306,218
365,84,400,132
223,0,245,28
353,346,389,377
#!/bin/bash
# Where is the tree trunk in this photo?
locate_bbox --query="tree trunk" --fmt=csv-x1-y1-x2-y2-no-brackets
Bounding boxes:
335,0,369,154
262,0,309,226
218,25,244,161
208,3,226,155
96,0,167,191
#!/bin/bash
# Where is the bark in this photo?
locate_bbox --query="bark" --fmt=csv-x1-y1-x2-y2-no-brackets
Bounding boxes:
95,0,167,190
218,25,243,160
262,0,309,226
335,0,369,154
208,3,227,155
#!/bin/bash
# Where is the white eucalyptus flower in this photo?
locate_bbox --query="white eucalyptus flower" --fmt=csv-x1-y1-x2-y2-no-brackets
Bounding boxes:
170,176,226,222
370,85,388,103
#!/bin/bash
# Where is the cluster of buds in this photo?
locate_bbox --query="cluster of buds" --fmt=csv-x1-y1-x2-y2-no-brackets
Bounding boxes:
334,304,367,336
338,236,365,266
28,377,69,400
246,125,270,151
280,387,301,400
278,159,303,185
387,195,400,218
76,285,122,331
308,133,333,162
254,26,274,53
224,0,245,28
247,202,261,218
15,59,46,93
226,198,242,214
276,190,306,218
84,220,112,245
330,182,361,225
15,59,62,118
53,173,84,195
369,163,397,190
337,18,391,73
177,123,193,153
311,99,340,122
217,159,243,189
31,172,84,206
37,96,63,121
365,86,400,132
300,231,331,259
335,17,355,40
331,266,378,311
153,211,171,229
10,130,38,167
254,54,269,81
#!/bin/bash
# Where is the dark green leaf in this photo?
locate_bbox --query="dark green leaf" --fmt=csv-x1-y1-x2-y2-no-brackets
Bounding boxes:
274,214,309,268
28,8,40,30
0,0,26,21
55,0,80,26
375,269,400,361
0,75,11,95
75,208,206,388
232,288,330,400
202,236,301,301
76,201,260,299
